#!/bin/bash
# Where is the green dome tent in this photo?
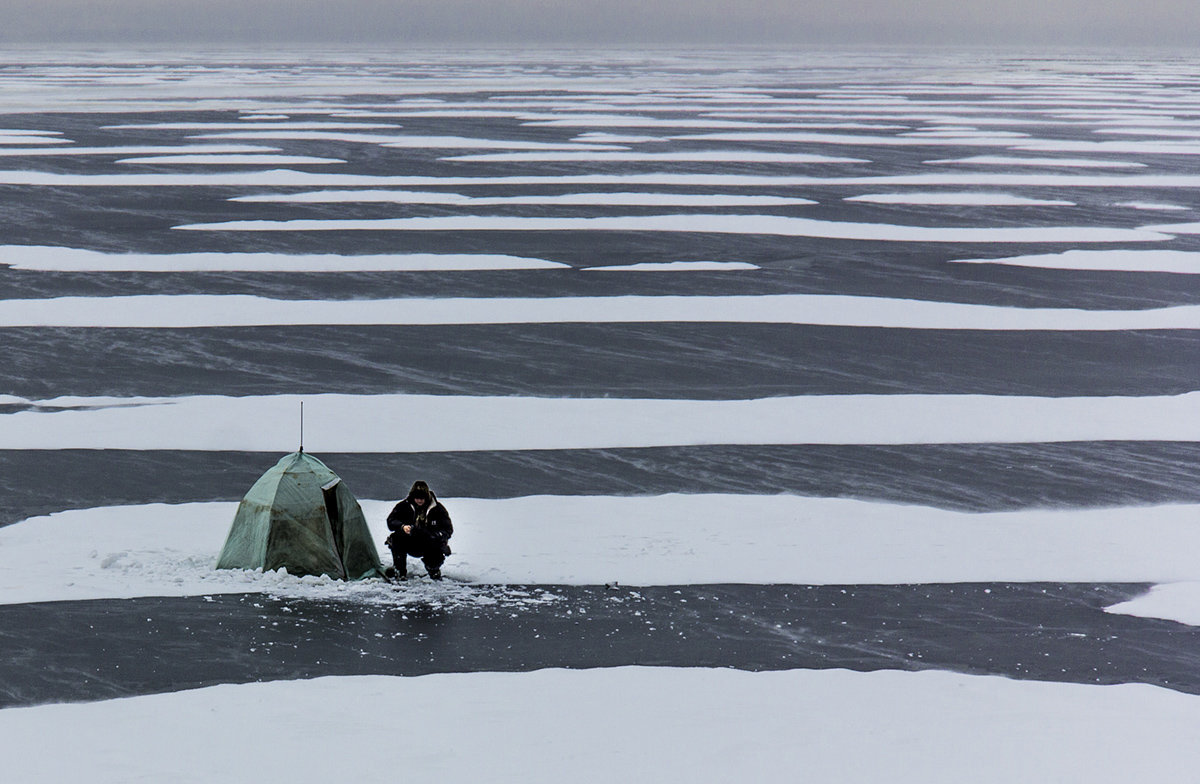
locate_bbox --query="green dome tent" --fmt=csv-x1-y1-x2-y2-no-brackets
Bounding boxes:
216,451,384,580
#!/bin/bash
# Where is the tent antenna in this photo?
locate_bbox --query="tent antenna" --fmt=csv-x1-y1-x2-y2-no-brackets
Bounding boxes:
299,400,304,454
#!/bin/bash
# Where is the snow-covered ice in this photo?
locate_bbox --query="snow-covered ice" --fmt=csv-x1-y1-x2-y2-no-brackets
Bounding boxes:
174,213,1168,243
845,192,1074,206
950,249,1200,274
443,150,869,163
5,392,1200,451
3,668,1200,784
1116,201,1190,211
190,131,626,150
5,496,1200,604
103,121,404,130
3,293,1200,329
9,169,1200,189
231,190,818,206
118,154,344,165
927,155,1146,168
0,144,281,157
1106,582,1200,625
0,247,567,272
583,261,760,271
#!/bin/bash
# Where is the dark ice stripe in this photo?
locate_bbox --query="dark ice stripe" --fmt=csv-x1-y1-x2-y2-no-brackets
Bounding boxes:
3,583,1195,708
4,325,1200,400
4,442,1200,527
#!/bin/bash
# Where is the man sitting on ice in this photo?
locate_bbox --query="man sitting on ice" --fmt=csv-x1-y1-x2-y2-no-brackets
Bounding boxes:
384,480,453,580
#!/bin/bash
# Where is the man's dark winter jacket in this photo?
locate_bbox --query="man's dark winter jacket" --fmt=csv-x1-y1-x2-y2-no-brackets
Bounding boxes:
386,494,453,552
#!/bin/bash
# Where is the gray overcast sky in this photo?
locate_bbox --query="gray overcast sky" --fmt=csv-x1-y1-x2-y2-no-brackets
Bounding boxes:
0,0,1197,47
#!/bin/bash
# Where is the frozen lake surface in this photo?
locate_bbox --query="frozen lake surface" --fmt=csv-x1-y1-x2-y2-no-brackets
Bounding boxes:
3,47,1200,779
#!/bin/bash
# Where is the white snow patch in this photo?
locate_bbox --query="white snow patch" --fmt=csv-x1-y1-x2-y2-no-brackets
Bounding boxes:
668,131,1043,147
927,155,1146,168
8,496,1200,603
0,247,566,272
2,292,1199,330
9,169,1200,189
0,129,64,136
570,132,670,143
523,115,895,129
191,131,626,150
443,151,869,163
1117,201,1190,211
845,192,1074,206
1141,221,1200,234
174,213,1166,244
103,121,403,130
231,190,818,206
950,249,1200,274
584,261,760,272
118,154,344,165
1097,127,1200,138
0,144,279,157
0,499,557,605
1106,583,1200,625
4,668,1200,784
4,392,1200,452
0,136,72,146
1014,139,1200,155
